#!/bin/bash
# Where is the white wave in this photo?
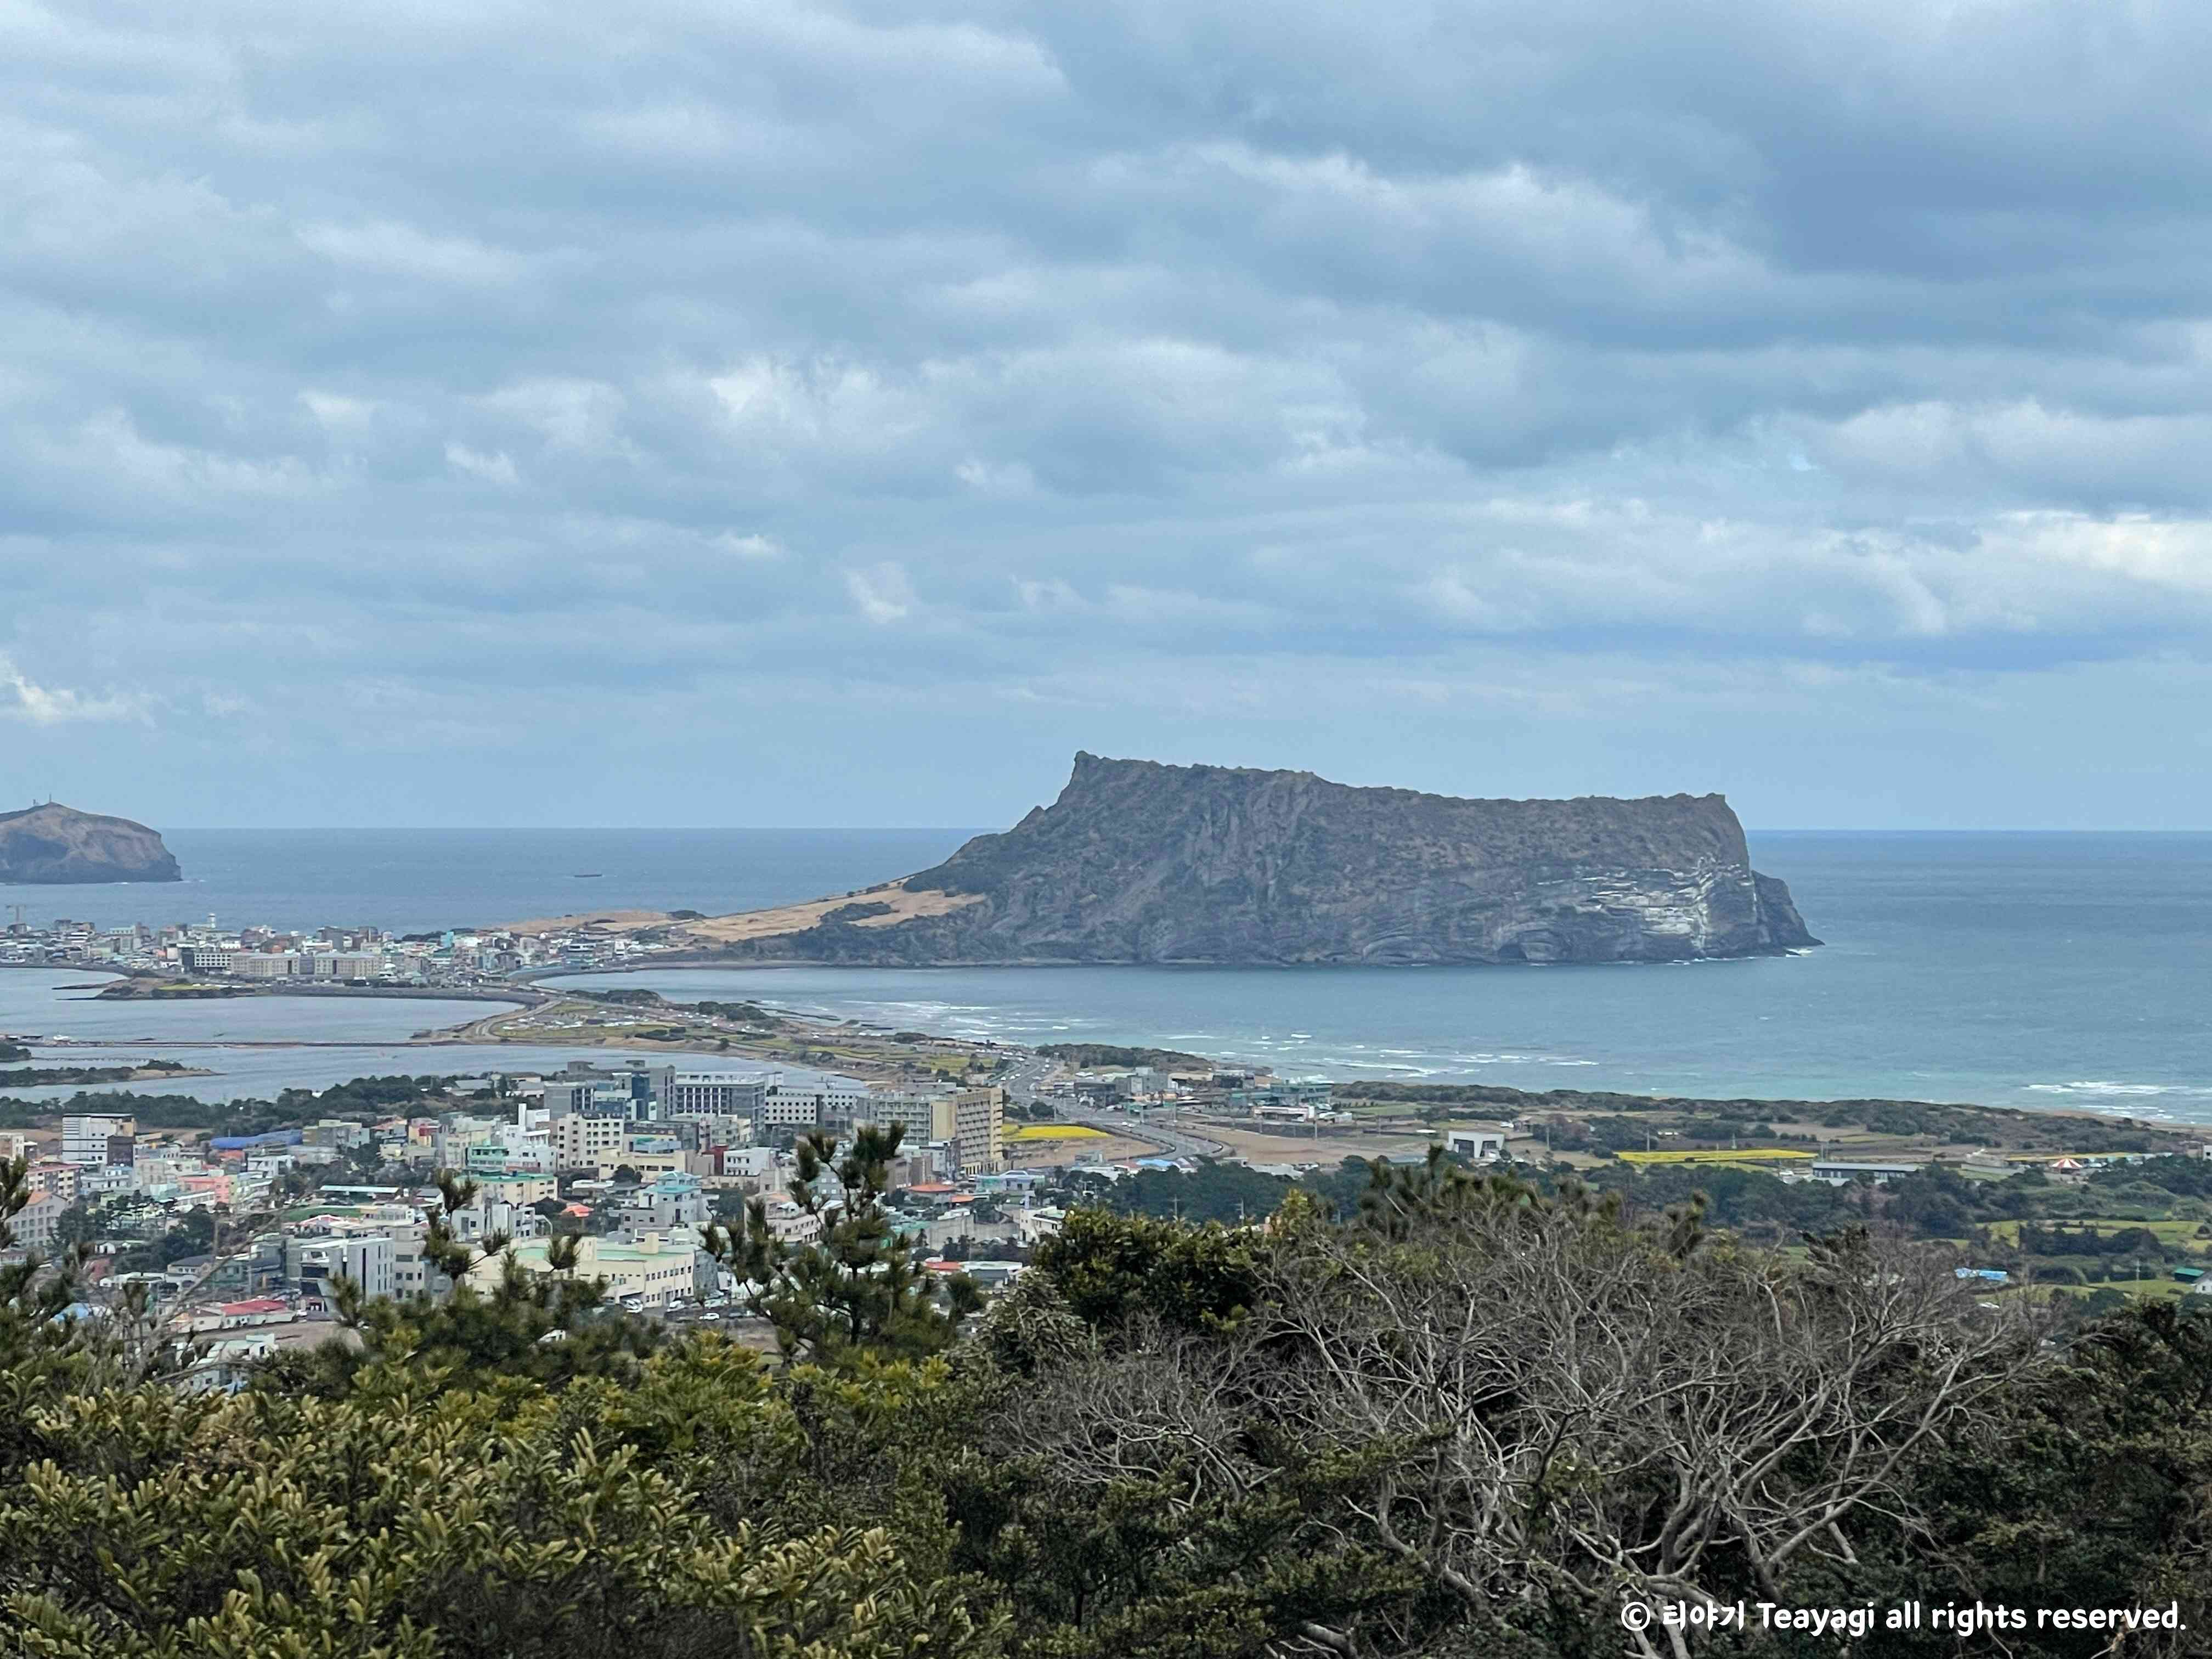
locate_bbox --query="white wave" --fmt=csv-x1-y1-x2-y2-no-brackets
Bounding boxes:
2025,1081,2171,1096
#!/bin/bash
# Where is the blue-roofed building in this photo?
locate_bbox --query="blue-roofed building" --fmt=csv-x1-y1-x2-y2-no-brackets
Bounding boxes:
210,1129,303,1152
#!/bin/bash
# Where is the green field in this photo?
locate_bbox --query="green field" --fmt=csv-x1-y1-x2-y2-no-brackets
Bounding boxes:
2064,1277,2192,1301
1983,1218,2212,1248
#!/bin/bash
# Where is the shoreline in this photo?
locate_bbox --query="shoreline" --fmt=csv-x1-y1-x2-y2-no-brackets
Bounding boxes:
523,969,2212,1127
4,998,2191,1155
8,962,2204,1132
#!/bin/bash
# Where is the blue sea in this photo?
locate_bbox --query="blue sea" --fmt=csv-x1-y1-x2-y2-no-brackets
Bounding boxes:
0,828,973,937
7,830,2211,1119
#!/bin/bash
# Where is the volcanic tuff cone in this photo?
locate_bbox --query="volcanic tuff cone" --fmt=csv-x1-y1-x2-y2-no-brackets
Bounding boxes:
0,802,182,884
686,754,1819,966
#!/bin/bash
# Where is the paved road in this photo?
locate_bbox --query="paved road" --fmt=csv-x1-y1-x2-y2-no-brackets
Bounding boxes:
997,1047,1226,1158
1053,1098,1228,1159
1002,1051,1059,1107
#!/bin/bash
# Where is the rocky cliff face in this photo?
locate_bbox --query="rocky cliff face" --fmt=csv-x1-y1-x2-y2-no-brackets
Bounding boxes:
0,803,182,884
707,755,1818,966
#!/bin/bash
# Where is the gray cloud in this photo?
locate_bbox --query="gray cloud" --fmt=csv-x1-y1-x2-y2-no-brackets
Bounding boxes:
3,0,2211,826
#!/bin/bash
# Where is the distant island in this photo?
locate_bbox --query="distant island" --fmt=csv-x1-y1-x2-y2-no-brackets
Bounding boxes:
528,754,1820,966
0,802,181,884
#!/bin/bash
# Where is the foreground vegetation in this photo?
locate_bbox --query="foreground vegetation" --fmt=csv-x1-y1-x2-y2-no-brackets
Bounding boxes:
4,1142,2210,1657
1087,1149,2212,1297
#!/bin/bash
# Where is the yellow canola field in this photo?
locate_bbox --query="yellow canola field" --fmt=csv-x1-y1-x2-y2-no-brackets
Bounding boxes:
1007,1124,1113,1143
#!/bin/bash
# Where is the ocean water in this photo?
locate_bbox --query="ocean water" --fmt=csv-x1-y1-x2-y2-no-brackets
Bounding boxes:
556,832,2212,1119
0,828,977,936
8,831,2212,1118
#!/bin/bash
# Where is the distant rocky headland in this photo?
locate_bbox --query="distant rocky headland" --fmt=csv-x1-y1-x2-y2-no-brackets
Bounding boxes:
568,754,1820,967
0,802,182,884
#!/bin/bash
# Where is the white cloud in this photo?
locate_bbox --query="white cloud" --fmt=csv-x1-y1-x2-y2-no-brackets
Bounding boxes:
844,562,919,624
717,532,785,560
300,390,380,430
476,379,629,453
297,219,523,285
0,654,148,725
443,442,519,486
9,0,2212,822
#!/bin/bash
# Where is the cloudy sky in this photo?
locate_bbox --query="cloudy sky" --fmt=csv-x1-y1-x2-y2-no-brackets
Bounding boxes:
4,1,2210,828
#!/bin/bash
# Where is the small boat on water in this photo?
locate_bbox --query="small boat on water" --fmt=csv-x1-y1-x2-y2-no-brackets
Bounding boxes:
572,872,603,878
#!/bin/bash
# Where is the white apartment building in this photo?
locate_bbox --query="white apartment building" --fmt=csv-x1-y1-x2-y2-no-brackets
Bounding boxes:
760,1074,872,1133
388,1226,447,1300
663,1071,769,1120
7,1194,68,1250
288,1233,396,1301
550,1111,624,1169
61,1114,135,1168
860,1090,941,1148
229,950,390,980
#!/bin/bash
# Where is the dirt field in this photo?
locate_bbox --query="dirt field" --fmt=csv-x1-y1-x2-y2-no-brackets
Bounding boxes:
684,882,981,943
503,909,673,936
1003,1127,1160,1168
504,880,981,944
1193,1121,1447,1166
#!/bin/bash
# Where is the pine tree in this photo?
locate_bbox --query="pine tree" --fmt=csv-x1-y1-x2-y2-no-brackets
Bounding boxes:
702,1125,979,1363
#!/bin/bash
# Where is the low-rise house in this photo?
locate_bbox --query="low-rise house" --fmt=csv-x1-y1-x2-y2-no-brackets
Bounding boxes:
762,1200,823,1246
632,1173,711,1230
1439,1124,1510,1161
188,1296,296,1331
1807,1159,1927,1186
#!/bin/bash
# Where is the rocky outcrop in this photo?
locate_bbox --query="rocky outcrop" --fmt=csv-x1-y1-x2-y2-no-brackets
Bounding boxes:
0,802,182,884
701,754,1818,966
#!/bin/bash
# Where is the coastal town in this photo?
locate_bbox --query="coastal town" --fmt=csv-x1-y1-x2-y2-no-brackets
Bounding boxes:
8,878,2212,1384
0,1056,1047,1380
0,1032,1447,1383
0,907,677,985
10,1007,2212,1389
